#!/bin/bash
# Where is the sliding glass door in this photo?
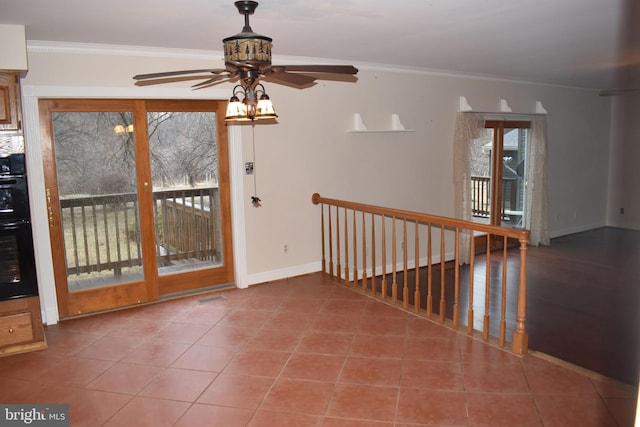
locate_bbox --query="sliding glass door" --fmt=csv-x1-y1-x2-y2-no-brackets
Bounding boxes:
40,99,233,317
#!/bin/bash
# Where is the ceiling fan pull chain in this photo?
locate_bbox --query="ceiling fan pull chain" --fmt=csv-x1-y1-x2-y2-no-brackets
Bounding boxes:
250,124,262,208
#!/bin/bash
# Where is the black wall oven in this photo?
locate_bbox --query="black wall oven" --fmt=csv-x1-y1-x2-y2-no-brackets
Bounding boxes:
0,153,38,301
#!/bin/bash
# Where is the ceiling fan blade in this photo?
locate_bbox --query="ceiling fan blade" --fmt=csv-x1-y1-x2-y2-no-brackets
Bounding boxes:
294,73,358,83
193,78,235,90
191,73,235,88
226,60,258,70
263,70,317,88
276,65,358,75
134,75,228,87
133,69,226,80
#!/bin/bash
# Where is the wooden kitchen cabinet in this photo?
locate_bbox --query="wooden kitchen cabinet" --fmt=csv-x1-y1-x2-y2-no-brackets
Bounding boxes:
0,71,22,131
0,296,47,356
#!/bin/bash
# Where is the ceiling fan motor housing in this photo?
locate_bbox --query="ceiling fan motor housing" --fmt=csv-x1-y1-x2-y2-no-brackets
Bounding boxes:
223,0,272,67
223,34,272,66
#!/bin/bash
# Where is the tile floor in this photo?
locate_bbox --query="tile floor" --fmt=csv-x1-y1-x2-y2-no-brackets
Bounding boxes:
0,273,637,426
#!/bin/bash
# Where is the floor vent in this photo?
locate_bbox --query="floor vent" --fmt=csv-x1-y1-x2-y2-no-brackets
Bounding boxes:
197,295,227,304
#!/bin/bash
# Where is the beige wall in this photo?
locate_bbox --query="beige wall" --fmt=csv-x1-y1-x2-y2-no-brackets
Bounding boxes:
607,95,640,230
21,44,613,303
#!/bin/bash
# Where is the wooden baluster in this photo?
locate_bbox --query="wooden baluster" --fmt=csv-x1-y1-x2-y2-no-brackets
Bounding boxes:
344,207,350,285
371,213,376,295
328,204,334,278
392,217,398,303
80,205,89,270
123,200,132,264
439,225,446,323
467,229,475,335
403,219,409,308
352,209,358,287
361,211,367,291
381,214,387,299
500,235,508,347
114,203,122,274
483,233,491,340
133,198,142,262
336,206,341,281
414,220,420,312
91,203,100,269
102,201,111,269
453,227,460,329
427,224,433,317
320,203,326,275
511,234,529,355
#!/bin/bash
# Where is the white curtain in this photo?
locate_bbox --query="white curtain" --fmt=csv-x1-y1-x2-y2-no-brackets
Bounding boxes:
453,112,485,263
525,116,550,245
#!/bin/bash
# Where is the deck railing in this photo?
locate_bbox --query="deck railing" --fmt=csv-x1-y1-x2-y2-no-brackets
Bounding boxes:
312,193,530,354
154,188,221,265
471,175,519,219
60,187,219,277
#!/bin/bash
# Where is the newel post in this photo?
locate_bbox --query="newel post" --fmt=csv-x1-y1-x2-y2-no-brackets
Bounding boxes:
511,232,529,355
312,193,326,275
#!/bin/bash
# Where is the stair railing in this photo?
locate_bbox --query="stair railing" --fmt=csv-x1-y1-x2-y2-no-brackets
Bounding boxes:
312,193,530,355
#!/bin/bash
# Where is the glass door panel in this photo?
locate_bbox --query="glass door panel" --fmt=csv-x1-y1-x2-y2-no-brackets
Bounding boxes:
470,128,494,225
52,111,145,292
147,111,223,276
500,128,528,228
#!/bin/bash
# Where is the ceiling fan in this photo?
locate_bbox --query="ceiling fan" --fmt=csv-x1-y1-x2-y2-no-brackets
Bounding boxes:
133,0,358,120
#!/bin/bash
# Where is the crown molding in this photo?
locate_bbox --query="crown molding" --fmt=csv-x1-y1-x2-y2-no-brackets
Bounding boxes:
25,40,600,92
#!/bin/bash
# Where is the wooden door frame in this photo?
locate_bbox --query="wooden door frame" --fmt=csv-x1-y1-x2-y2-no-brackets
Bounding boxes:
39,98,234,317
145,100,235,296
39,99,154,317
476,120,530,251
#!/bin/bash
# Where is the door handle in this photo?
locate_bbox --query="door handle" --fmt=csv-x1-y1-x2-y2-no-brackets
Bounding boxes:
46,188,54,227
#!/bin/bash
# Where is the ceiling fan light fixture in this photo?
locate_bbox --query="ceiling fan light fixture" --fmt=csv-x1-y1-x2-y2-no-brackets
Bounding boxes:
225,83,276,122
225,92,250,122
254,92,277,120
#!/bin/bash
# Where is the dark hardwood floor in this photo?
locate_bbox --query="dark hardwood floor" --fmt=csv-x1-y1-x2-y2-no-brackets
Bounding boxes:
525,227,640,386
365,227,639,385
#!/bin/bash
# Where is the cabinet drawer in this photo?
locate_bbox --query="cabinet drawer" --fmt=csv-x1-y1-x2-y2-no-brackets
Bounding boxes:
0,312,34,347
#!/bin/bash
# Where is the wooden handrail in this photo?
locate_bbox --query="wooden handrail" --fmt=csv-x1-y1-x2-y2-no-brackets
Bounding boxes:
312,193,530,355
312,193,529,241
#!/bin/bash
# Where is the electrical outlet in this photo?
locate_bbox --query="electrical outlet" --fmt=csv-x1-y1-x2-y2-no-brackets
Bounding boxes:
620,207,625,214
283,244,288,254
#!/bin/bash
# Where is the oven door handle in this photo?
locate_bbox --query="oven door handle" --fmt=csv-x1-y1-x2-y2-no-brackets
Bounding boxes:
0,178,18,186
0,219,29,230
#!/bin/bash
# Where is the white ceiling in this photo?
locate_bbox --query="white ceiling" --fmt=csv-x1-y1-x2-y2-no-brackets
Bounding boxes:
1,0,637,91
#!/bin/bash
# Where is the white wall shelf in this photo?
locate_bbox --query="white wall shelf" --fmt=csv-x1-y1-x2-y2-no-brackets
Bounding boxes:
347,113,415,133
